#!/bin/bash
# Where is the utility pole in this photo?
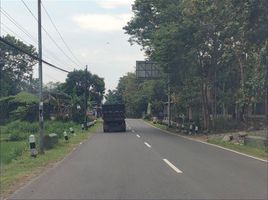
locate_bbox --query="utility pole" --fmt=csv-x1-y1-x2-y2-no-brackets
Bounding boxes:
167,73,171,127
84,65,88,130
38,0,44,154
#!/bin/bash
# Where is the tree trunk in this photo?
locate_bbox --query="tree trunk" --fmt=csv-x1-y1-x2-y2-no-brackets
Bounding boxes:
202,82,210,130
265,50,268,130
188,106,192,121
237,54,246,122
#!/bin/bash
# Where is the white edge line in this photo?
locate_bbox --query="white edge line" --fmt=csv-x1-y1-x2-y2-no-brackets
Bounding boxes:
144,142,152,148
163,158,183,173
143,120,268,163
136,134,140,138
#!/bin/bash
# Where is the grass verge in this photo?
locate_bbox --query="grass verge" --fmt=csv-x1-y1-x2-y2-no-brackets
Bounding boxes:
207,139,268,160
0,121,101,199
145,119,268,161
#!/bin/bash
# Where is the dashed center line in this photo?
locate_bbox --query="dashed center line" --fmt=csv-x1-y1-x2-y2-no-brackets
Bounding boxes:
144,142,151,148
163,158,183,174
136,134,140,138
132,130,135,133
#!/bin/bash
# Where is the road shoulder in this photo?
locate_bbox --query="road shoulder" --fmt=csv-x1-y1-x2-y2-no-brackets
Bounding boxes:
143,120,267,163
1,121,101,200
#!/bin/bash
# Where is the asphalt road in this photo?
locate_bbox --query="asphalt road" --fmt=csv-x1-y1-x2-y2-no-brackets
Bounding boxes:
9,119,267,200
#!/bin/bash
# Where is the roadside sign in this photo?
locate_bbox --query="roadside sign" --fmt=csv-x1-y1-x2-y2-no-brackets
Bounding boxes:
136,61,161,79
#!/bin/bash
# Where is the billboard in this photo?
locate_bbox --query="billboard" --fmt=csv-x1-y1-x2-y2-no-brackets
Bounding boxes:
136,61,161,79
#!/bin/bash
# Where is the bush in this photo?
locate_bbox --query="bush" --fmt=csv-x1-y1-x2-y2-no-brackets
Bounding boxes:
0,141,27,165
213,118,243,131
0,120,38,141
44,121,80,138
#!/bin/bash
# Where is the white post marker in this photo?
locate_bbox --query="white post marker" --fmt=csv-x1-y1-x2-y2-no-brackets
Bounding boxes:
69,127,74,134
63,131,68,142
29,134,37,157
195,126,198,134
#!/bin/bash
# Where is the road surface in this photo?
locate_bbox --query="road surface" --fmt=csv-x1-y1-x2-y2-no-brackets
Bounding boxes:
9,119,267,199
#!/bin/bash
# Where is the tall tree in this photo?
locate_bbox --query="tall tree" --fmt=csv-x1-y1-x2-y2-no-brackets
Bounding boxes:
0,34,37,97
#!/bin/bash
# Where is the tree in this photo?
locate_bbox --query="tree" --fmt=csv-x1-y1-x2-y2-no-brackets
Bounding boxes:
105,90,122,104
0,34,37,97
124,0,267,130
63,70,105,122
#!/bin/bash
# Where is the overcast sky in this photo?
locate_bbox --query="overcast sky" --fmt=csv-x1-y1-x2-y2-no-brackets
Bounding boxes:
0,0,145,91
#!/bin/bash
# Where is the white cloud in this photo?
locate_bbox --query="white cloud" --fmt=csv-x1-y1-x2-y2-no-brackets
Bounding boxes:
72,13,132,32
97,0,133,9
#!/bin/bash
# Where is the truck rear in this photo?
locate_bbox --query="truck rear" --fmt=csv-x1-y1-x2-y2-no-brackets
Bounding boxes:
102,104,126,132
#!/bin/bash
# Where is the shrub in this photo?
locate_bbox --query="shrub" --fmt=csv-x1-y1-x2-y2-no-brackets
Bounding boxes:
0,120,38,141
0,141,27,165
213,118,244,132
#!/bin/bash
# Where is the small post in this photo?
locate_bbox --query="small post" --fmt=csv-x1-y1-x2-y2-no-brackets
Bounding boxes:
29,134,37,157
63,131,68,142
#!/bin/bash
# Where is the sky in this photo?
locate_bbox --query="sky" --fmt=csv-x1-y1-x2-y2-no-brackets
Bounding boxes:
0,0,145,91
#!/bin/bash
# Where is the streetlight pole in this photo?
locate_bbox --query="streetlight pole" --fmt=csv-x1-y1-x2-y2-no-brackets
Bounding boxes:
38,0,44,154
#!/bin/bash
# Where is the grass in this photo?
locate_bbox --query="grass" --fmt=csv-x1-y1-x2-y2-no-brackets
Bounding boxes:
207,138,268,160
0,141,28,165
0,120,101,199
145,119,268,161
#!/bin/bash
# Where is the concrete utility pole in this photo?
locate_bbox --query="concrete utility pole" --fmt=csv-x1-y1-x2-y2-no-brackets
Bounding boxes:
84,65,88,130
38,0,44,154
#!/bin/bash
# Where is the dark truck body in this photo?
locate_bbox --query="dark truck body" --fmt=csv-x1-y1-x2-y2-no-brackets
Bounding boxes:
102,104,126,132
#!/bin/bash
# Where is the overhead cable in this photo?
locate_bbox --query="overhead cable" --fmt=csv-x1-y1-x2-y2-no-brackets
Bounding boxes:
0,36,70,73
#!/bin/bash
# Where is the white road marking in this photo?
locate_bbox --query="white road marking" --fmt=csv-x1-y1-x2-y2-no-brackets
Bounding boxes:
144,142,151,148
132,129,135,133
143,120,268,163
163,158,183,174
136,134,140,138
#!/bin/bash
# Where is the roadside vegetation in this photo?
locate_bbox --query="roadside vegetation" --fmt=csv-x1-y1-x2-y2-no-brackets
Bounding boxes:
0,120,100,198
207,138,267,160
0,34,104,199
105,0,267,133
146,119,267,160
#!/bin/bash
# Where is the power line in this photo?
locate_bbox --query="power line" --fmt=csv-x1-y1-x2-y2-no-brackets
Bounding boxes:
0,36,70,73
0,7,38,44
41,1,84,66
0,8,73,70
20,0,81,68
1,21,71,70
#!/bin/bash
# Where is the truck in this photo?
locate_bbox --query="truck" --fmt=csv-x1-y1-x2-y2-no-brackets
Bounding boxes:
102,104,126,132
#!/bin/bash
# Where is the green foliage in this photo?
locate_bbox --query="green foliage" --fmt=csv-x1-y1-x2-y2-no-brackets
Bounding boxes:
0,120,81,142
0,92,38,124
124,0,267,129
11,92,38,104
112,72,166,118
0,34,37,97
0,141,27,165
44,120,80,138
0,120,38,141
213,118,244,132
104,89,122,104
